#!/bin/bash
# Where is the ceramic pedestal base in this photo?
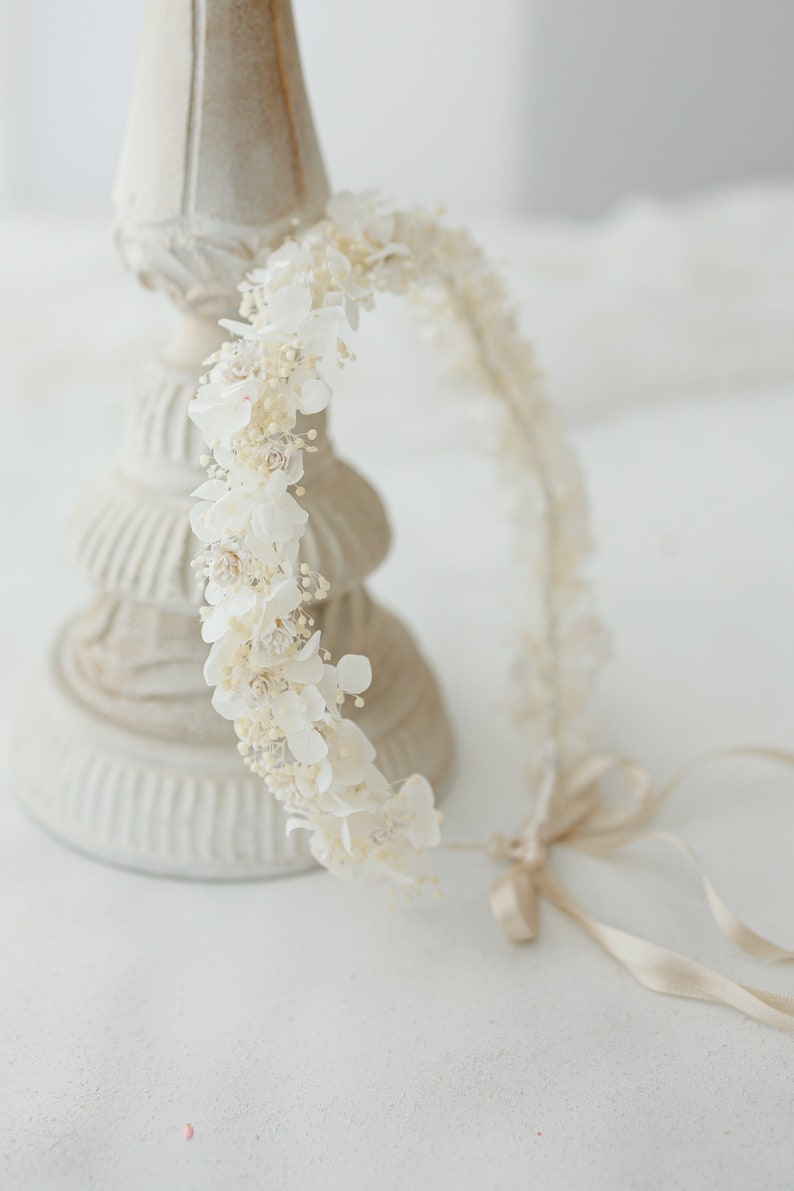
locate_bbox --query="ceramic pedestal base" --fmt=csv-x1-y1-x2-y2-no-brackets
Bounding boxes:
13,617,454,880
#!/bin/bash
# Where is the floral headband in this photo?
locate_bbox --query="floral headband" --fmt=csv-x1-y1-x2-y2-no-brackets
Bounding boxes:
189,190,794,1033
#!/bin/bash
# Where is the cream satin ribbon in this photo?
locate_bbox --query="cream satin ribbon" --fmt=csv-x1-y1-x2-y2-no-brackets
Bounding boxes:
487,748,794,1033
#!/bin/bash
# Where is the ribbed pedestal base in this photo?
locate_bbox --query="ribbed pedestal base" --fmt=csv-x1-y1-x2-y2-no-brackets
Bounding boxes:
13,624,454,879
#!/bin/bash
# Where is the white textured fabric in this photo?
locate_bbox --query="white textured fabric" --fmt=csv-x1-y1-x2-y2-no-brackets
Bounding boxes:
2,188,794,1189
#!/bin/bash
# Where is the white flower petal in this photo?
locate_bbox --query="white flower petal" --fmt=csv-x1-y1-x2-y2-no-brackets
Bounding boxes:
245,530,281,566
201,489,253,539
325,190,358,230
211,685,245,721
266,240,308,275
218,318,264,340
289,727,328,764
290,630,318,660
316,758,334,794
201,589,257,644
301,684,326,723
192,478,227,501
327,246,351,282
337,654,372,694
280,652,324,686
297,314,338,359
285,816,313,835
188,385,254,445
299,378,332,415
265,469,289,498
190,501,215,543
203,633,240,686
317,663,341,716
345,296,360,332
267,577,303,615
252,502,288,543
397,775,440,849
269,285,312,334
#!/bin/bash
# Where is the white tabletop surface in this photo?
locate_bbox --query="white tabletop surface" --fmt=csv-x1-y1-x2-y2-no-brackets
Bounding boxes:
2,189,794,1190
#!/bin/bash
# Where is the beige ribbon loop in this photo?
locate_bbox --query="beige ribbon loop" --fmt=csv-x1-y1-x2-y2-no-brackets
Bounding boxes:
490,747,794,1033
490,864,540,943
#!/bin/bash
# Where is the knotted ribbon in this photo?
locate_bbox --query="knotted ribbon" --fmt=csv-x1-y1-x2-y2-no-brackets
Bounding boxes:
488,748,794,1033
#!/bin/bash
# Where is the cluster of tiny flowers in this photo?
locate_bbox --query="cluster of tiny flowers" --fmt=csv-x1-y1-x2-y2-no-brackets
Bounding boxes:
189,189,604,885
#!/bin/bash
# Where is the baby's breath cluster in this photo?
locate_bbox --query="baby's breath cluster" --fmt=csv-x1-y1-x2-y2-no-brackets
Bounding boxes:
189,189,603,887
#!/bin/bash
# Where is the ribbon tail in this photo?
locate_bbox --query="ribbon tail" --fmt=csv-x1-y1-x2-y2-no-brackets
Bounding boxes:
572,827,794,963
538,867,794,1035
647,830,794,963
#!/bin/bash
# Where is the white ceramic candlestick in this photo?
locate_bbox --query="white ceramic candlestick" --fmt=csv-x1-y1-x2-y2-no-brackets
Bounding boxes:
13,0,453,877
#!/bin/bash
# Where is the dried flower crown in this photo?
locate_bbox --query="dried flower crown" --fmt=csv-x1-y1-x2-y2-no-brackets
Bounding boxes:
188,189,603,890
186,189,794,1033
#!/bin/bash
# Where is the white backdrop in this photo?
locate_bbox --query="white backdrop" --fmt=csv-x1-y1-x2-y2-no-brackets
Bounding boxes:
2,0,794,217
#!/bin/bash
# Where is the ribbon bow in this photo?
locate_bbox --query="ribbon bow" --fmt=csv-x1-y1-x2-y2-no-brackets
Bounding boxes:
489,748,794,1033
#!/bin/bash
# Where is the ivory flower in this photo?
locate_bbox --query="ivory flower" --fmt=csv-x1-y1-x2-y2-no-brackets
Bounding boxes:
212,664,281,721
205,538,247,603
250,470,308,545
326,189,395,247
272,685,328,764
188,378,264,444
201,587,257,645
268,284,312,334
263,442,303,484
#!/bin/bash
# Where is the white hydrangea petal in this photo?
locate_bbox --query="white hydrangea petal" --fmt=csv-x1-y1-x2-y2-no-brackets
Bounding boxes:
211,685,245,721
218,318,264,340
297,314,338,359
299,378,332,415
201,589,257,644
267,577,303,616
213,443,236,470
362,763,390,796
245,529,280,566
191,380,227,404
266,240,308,275
203,632,240,687
301,684,326,723
397,775,440,849
316,758,334,795
200,490,252,540
345,296,360,332
366,211,395,246
191,478,227,501
317,663,341,716
189,501,215,544
269,284,312,333
188,386,254,445
337,654,372,694
251,500,291,543
327,246,351,282
249,488,308,540
294,630,321,660
265,468,289,498
280,651,324,686
340,721,377,764
285,816,314,836
325,190,360,233
289,728,328,765
282,492,309,526
205,580,227,606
